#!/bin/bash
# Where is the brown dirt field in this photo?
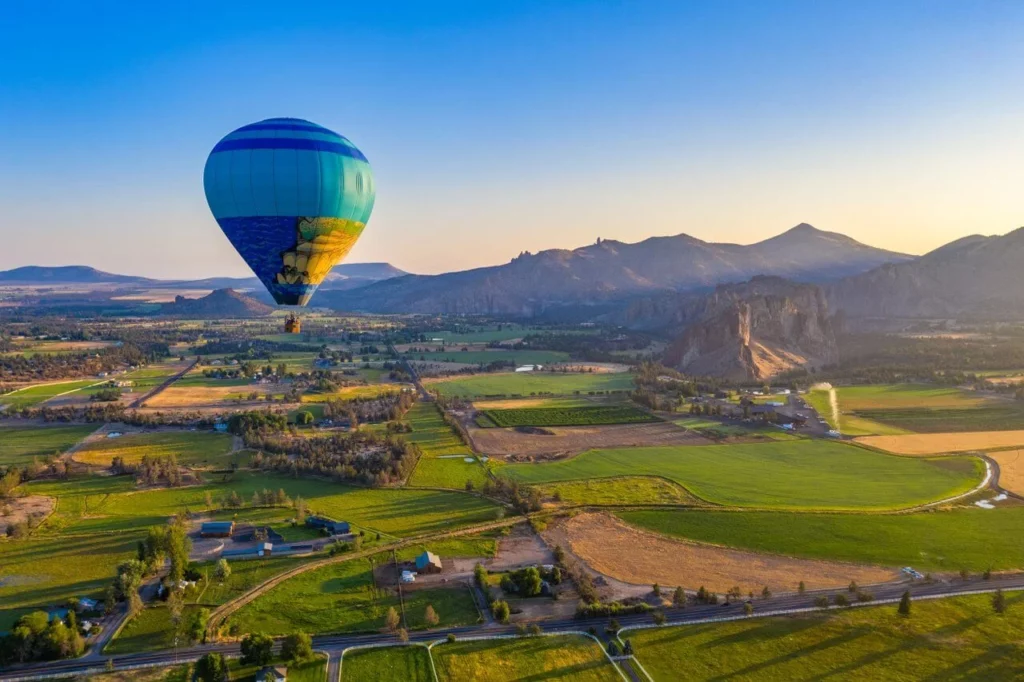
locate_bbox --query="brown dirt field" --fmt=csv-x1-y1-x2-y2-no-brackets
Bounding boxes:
145,385,264,408
559,513,898,594
857,430,1024,455
0,495,54,535
991,450,1024,496
471,422,710,457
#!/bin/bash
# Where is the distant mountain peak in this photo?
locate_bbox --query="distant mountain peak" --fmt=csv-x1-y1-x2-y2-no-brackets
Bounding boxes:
160,288,274,318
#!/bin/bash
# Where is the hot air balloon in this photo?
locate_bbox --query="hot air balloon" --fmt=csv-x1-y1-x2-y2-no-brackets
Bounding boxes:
203,118,375,322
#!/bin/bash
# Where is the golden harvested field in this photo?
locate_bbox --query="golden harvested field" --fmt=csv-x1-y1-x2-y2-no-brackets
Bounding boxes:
990,450,1024,496
556,513,897,593
72,430,235,467
857,431,1024,455
145,385,264,408
472,422,710,458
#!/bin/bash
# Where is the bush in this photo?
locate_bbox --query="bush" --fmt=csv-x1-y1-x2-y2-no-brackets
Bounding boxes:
281,632,313,662
492,600,510,623
194,652,228,682
898,591,912,616
856,590,874,603
240,633,274,667
833,594,850,607
652,611,666,625
813,596,829,608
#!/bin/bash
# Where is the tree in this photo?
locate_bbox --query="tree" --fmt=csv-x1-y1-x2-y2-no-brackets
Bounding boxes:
813,596,829,608
385,606,401,633
240,633,274,667
673,586,686,607
186,608,209,644
848,580,858,593
652,611,666,625
761,586,772,600
492,600,510,623
607,640,621,656
296,410,314,426
397,627,409,643
447,633,457,644
898,590,912,617
834,593,850,607
744,602,754,616
294,496,308,523
622,639,634,655
424,604,439,627
529,623,543,636
282,632,313,662
215,558,231,582
992,589,1006,614
195,652,228,682
798,581,806,594
652,583,661,597
983,567,992,580
165,518,192,584
607,618,620,634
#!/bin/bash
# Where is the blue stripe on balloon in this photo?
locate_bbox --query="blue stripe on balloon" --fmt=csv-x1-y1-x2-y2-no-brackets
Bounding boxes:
211,138,367,161
236,123,340,135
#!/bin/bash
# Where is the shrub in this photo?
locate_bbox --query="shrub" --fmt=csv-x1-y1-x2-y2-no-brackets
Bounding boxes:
281,632,312,662
898,591,912,616
813,596,829,608
833,594,850,607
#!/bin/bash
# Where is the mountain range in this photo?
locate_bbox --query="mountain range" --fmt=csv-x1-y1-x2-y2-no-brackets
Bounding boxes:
318,224,912,315
0,262,408,292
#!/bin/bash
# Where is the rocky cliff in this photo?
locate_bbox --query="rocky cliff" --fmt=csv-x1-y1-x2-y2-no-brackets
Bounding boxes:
160,289,274,318
658,277,838,381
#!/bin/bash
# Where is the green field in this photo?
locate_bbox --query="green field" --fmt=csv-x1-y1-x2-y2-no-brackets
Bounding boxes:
501,441,984,510
539,476,700,506
629,591,1024,681
190,556,312,606
0,380,100,409
173,372,252,387
73,430,235,467
342,645,433,682
673,417,801,441
105,604,205,654
406,402,490,490
428,372,635,398
424,326,538,344
618,507,1024,572
481,404,658,428
0,471,497,624
410,350,570,366
227,558,479,635
432,635,619,681
0,424,96,467
807,384,1024,434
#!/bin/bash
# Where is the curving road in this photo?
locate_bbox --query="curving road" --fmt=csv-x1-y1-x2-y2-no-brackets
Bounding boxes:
5,573,1023,681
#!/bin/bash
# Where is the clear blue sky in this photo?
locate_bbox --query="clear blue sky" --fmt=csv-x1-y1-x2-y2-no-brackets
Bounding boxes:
1,1,1022,278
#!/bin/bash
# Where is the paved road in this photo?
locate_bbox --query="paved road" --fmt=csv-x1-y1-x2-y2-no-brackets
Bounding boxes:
388,342,430,400
6,573,1023,681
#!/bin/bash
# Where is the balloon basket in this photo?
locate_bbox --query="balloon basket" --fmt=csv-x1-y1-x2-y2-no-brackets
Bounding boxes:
284,314,301,334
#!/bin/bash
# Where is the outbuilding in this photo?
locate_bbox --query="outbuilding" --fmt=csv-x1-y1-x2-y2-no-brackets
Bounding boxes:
200,521,235,538
415,551,442,573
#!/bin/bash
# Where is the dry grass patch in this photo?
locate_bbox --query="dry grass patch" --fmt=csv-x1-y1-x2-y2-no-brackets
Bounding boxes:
559,512,896,593
473,422,709,458
145,385,261,408
991,449,1024,496
858,431,1024,455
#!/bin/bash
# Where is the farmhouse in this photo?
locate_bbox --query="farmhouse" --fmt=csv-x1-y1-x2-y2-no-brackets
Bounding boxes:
305,516,350,535
200,521,235,538
258,542,273,557
415,550,442,573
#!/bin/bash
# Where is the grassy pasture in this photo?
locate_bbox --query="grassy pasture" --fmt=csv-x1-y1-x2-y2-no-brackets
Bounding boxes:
406,402,490,490
0,380,100,409
481,404,658,428
432,635,619,682
618,506,1024,572
105,604,205,654
301,384,405,402
808,384,1024,434
673,417,801,441
342,645,433,682
425,326,537,344
409,349,570,366
539,476,700,506
227,558,479,635
630,591,1024,681
0,423,95,467
427,372,634,398
73,431,234,467
501,441,984,510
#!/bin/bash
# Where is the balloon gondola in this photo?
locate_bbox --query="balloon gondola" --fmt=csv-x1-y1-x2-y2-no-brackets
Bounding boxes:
203,117,375,332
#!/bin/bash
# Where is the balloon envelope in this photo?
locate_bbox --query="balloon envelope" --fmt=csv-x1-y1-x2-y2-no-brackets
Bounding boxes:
204,117,375,306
